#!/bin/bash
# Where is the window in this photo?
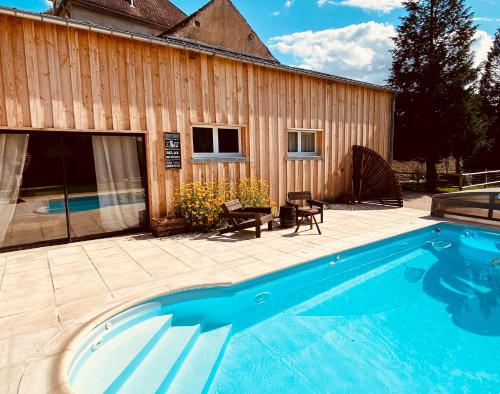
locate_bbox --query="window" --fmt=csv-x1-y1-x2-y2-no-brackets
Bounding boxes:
288,130,319,156
192,126,241,157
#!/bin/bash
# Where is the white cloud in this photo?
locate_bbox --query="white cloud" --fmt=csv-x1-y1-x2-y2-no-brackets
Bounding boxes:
270,22,396,84
471,30,493,68
285,0,293,8
270,24,493,85
321,0,403,12
270,11,281,16
473,17,500,23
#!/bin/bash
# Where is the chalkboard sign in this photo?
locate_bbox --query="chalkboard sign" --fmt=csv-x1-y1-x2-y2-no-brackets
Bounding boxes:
164,132,181,169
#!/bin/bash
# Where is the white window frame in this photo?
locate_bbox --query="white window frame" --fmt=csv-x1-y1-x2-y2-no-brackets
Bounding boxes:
192,125,242,158
287,129,320,157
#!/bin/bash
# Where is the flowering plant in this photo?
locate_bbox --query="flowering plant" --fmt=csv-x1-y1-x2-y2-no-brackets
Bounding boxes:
237,177,278,216
174,179,232,230
175,177,277,230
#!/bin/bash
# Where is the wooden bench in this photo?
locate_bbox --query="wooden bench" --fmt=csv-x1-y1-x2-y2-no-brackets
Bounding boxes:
219,199,273,238
287,191,325,234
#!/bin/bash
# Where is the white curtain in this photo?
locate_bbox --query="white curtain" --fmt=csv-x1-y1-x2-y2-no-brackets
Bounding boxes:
92,135,142,232
0,134,29,244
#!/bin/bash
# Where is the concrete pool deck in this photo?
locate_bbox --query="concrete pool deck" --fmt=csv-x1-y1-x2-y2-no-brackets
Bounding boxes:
0,205,453,393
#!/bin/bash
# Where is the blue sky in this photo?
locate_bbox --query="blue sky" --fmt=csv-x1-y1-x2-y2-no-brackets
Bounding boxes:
2,0,499,84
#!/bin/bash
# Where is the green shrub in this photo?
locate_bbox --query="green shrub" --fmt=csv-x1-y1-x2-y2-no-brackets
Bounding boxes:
237,177,278,216
175,177,277,231
174,179,231,230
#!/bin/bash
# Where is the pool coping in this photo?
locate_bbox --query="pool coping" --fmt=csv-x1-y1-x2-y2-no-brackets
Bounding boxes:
16,217,499,394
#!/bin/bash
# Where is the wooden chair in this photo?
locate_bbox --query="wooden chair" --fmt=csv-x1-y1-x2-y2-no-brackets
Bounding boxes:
219,199,273,238
287,191,324,234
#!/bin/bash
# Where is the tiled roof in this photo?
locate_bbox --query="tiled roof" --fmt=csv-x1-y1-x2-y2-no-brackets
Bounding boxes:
67,0,186,29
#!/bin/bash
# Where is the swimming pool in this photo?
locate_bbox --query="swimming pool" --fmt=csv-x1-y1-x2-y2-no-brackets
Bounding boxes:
68,224,500,393
44,192,145,213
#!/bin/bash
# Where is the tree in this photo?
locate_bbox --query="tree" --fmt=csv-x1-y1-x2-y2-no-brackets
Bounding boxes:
479,29,500,168
389,0,486,191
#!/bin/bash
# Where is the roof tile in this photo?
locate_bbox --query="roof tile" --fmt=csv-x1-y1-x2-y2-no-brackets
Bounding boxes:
75,0,186,29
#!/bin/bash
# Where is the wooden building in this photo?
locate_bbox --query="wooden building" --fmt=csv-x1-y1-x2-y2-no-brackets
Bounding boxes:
0,2,394,250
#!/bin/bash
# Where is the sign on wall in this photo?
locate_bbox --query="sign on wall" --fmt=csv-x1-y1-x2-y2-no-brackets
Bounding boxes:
164,132,181,169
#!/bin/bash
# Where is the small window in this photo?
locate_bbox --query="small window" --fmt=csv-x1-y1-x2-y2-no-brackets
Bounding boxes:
193,127,214,153
288,130,319,156
192,126,241,157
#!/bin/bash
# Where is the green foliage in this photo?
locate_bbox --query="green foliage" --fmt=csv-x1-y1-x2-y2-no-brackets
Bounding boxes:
478,29,500,168
174,179,232,230
389,0,487,190
174,177,277,230
237,177,278,216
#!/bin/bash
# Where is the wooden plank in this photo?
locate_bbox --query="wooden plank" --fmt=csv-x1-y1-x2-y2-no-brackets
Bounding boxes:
214,59,226,124
268,69,278,202
77,29,93,129
150,45,166,215
106,39,123,129
236,62,245,126
0,16,17,127
179,51,192,183
88,31,105,129
226,61,235,125
125,41,140,131
56,25,75,128
187,53,199,124
22,20,41,128
97,34,112,130
67,27,84,129
117,39,131,130
277,72,287,205
338,83,345,195
257,67,267,180
12,18,32,127
247,65,256,177
294,74,302,129
200,54,210,123
0,30,6,126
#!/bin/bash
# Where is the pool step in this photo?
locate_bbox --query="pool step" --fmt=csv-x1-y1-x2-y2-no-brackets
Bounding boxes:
117,324,201,394
74,314,172,394
166,324,232,394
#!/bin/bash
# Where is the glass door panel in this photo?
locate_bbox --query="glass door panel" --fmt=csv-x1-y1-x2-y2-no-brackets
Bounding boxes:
0,134,68,248
63,134,147,239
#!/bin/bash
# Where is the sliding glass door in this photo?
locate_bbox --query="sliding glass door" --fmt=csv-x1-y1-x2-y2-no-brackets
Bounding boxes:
64,135,147,239
0,132,148,250
0,133,68,248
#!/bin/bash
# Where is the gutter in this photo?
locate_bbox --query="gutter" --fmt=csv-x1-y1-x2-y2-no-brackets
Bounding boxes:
0,6,397,94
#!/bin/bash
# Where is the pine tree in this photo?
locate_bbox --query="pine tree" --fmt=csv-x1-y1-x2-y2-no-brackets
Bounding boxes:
389,0,486,191
479,29,500,168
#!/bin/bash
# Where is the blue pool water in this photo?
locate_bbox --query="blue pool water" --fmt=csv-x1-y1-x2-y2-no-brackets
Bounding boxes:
69,224,500,393
46,193,145,213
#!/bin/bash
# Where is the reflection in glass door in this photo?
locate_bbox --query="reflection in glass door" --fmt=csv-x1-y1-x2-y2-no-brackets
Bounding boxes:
64,135,147,240
0,132,148,250
0,134,68,248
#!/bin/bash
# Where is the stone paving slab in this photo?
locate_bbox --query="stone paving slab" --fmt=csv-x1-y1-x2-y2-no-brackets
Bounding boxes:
0,205,452,393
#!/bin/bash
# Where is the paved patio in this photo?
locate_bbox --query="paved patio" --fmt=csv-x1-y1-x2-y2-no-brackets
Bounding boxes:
1,205,441,393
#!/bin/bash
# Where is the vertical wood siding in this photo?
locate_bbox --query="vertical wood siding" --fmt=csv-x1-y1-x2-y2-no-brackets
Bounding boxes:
0,15,394,219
